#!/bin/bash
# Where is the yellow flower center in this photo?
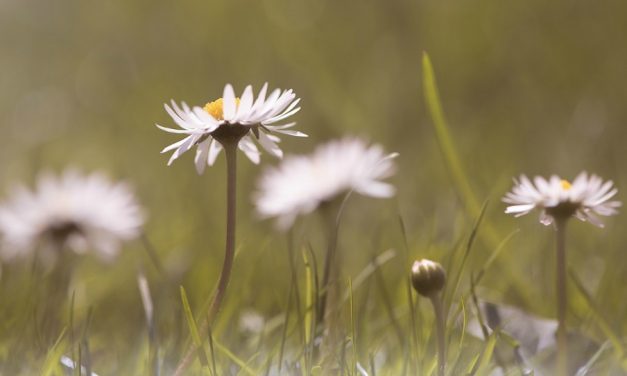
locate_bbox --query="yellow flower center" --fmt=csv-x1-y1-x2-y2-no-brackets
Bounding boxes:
203,98,240,120
561,179,572,190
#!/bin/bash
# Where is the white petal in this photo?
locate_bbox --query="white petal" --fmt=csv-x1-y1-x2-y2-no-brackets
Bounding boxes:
194,139,211,175
192,106,221,126
161,137,190,154
164,102,193,130
266,122,297,130
239,137,260,164
235,85,254,122
355,181,396,198
155,124,195,134
167,134,199,165
258,131,283,158
208,139,223,166
272,128,308,137
250,89,280,122
249,82,268,115
263,106,301,125
539,211,554,226
222,84,236,122
505,204,535,214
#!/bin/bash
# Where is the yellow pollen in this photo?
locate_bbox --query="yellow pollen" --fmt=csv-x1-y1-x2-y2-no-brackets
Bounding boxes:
561,180,572,190
203,97,240,120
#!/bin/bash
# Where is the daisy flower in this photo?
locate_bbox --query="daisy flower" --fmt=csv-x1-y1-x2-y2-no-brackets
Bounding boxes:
503,172,620,227
0,169,145,263
157,83,306,174
254,137,398,229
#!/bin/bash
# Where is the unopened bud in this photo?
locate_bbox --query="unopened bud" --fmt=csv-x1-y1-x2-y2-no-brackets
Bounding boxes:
411,259,446,297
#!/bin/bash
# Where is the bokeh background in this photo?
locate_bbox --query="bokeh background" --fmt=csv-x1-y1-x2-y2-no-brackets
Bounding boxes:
1,0,626,373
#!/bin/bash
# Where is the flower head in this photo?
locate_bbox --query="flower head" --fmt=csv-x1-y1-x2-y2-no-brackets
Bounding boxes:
503,172,620,227
411,259,446,298
254,138,398,229
157,83,307,174
0,169,145,263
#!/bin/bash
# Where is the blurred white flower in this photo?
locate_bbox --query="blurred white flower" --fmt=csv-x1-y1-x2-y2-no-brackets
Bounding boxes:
239,310,265,335
157,83,306,174
0,169,144,263
254,138,398,229
503,172,620,227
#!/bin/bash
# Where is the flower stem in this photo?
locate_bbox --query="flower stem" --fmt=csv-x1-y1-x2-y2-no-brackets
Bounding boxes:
316,193,352,339
173,141,238,376
555,219,568,376
429,293,446,376
205,141,238,324
316,206,340,327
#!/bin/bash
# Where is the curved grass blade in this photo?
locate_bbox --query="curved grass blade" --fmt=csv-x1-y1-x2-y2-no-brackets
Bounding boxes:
41,326,67,376
467,331,497,376
179,286,210,370
422,52,480,217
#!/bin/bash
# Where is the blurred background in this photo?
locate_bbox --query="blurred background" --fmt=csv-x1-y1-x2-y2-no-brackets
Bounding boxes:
1,0,626,373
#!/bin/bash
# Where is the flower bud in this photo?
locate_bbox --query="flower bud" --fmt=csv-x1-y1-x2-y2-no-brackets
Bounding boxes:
411,259,446,297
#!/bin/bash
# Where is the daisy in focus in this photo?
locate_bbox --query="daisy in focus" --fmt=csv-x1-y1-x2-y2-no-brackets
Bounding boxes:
254,137,398,229
157,83,306,174
0,169,144,263
503,172,620,227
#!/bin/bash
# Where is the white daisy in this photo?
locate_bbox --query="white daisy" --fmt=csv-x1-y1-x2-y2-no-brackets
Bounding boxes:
503,172,620,227
157,83,307,174
254,138,398,229
0,169,145,263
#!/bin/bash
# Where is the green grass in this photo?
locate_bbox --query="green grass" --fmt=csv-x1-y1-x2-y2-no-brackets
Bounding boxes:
2,0,627,374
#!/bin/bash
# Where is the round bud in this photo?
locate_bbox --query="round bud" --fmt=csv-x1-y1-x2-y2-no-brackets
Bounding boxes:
411,259,446,297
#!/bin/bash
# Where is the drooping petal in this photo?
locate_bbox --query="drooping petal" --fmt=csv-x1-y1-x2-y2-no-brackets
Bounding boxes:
194,139,211,175
257,131,283,158
239,136,261,164
208,139,223,166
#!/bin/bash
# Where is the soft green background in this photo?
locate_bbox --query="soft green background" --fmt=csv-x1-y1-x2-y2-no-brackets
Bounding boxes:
1,0,626,373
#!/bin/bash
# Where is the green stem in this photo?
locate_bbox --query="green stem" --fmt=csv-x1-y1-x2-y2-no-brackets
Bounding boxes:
316,193,352,328
316,205,340,327
430,293,446,376
173,142,238,376
206,141,238,323
555,219,568,376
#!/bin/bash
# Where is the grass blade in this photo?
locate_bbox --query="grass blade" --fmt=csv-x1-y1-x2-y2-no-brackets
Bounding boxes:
41,326,68,376
422,51,480,217
212,337,258,376
179,285,209,368
467,331,497,376
421,53,533,306
569,269,624,358
444,201,488,312
348,278,357,375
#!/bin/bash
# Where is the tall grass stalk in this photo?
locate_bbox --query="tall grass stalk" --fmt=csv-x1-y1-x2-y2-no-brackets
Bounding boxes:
316,193,351,357
555,219,568,376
